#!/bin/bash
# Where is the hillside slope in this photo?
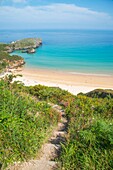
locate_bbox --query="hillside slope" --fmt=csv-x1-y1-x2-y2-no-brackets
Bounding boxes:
0,76,113,170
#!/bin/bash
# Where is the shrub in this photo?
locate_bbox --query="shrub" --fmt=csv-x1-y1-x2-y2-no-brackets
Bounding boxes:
0,80,59,169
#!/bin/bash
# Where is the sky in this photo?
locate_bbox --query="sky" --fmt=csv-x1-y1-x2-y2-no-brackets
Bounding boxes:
0,0,113,30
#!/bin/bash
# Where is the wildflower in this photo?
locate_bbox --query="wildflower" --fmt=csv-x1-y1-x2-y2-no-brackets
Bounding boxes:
92,105,95,109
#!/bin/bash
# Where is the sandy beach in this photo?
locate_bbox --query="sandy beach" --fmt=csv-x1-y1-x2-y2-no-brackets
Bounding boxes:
13,67,113,95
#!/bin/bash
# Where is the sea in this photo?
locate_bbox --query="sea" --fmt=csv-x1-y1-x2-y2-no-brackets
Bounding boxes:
0,29,113,75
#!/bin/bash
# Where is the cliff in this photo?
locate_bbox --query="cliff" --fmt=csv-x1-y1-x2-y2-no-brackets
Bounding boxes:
0,51,25,74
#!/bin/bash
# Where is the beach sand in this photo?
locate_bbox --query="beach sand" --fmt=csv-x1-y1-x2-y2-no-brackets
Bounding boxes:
14,67,113,95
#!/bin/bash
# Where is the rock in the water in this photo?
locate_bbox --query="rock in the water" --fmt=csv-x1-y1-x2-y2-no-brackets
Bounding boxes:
13,38,42,51
27,48,35,54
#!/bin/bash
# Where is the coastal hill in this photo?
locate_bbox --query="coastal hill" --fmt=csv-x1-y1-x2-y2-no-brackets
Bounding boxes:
0,38,42,73
0,79,113,170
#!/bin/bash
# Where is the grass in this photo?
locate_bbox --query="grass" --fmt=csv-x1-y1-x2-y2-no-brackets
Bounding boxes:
0,77,113,169
58,95,113,170
0,79,60,169
22,84,113,169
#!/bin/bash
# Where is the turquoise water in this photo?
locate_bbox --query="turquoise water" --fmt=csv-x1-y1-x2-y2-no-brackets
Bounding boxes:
0,29,113,75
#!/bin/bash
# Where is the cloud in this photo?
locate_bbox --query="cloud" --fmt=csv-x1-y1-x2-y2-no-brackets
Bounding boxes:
12,0,26,3
0,3,113,29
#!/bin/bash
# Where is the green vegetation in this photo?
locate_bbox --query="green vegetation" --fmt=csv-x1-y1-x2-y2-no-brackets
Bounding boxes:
0,77,113,169
0,37,43,73
0,78,60,169
0,44,24,73
0,51,23,61
58,95,113,170
86,88,113,98
0,51,24,73
22,85,113,170
0,43,8,51
14,38,42,49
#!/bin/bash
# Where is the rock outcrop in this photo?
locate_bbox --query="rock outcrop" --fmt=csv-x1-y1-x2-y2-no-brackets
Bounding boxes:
0,50,25,74
8,60,25,70
27,48,35,54
3,38,42,54
13,38,42,52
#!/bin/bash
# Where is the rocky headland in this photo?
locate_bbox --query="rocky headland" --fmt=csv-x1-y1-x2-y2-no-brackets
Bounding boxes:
5,38,42,53
0,38,42,74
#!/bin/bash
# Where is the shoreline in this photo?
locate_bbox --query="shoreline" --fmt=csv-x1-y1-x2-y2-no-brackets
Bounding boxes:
23,64,113,77
13,66,113,95
69,71,112,77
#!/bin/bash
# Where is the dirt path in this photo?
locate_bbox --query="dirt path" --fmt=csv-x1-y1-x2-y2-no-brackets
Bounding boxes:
9,104,67,170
